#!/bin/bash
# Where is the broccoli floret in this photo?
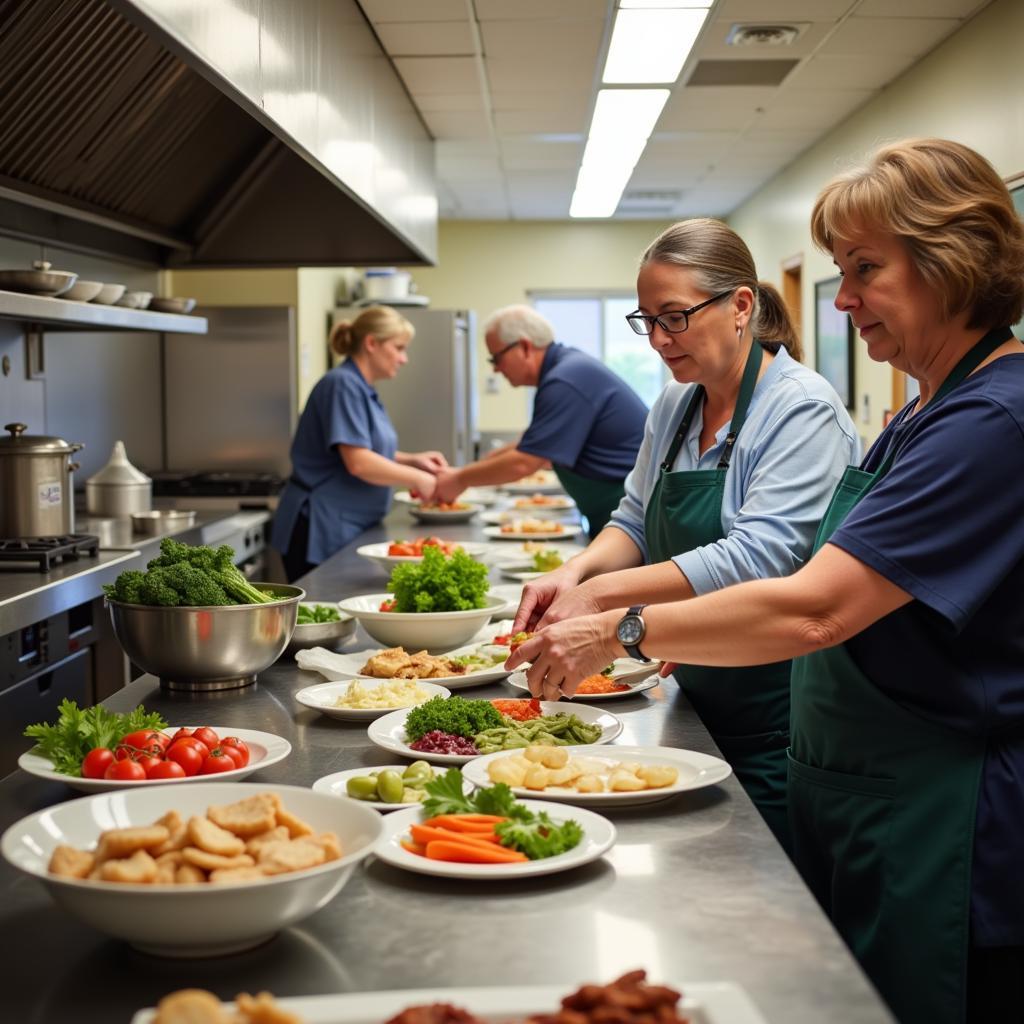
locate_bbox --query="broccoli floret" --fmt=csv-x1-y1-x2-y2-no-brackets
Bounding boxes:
160,563,233,606
138,566,185,606
102,569,147,604
213,561,273,605
146,537,194,570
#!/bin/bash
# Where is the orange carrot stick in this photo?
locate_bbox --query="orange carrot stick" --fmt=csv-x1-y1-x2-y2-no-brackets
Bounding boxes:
421,814,507,832
424,840,528,864
400,839,426,856
409,824,499,849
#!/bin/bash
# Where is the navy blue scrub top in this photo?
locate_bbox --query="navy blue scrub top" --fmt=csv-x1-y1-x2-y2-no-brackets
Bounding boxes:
830,354,1024,947
271,359,398,565
517,343,648,480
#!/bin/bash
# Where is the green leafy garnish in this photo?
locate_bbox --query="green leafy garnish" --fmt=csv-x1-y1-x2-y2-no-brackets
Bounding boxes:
531,549,563,572
297,603,341,624
387,546,488,613
24,699,168,777
422,768,581,860
404,695,503,741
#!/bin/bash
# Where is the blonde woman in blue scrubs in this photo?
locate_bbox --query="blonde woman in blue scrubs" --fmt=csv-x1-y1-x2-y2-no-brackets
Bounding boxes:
272,306,447,581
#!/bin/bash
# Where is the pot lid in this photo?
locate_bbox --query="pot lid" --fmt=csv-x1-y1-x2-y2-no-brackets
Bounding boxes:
86,440,151,486
0,422,79,453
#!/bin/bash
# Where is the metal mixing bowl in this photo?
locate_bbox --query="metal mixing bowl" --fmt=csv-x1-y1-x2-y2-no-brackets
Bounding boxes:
287,604,357,656
107,584,304,691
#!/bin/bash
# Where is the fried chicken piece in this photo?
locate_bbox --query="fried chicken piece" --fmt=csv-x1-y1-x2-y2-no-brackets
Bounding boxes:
361,647,414,678
384,1005,486,1024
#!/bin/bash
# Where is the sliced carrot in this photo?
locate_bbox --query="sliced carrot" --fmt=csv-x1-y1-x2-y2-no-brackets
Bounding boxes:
421,814,506,833
424,840,528,864
400,839,426,856
409,824,499,849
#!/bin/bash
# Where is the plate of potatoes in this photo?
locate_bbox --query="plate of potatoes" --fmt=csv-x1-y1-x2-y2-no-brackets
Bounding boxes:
462,744,733,807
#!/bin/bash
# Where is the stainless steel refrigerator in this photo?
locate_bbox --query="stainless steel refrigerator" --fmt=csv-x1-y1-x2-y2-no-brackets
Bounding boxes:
332,306,479,465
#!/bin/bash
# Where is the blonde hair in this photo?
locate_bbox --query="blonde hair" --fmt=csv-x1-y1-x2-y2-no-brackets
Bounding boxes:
811,138,1024,329
330,305,414,357
641,218,803,361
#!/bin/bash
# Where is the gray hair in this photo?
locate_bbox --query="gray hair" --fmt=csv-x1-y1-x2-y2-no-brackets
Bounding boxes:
483,304,555,348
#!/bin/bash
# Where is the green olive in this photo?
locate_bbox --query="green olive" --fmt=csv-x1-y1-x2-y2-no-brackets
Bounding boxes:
403,760,432,779
346,776,380,800
377,769,406,804
402,788,426,803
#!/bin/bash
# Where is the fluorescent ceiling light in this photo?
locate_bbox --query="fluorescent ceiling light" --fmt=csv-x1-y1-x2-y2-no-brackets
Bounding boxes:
603,8,710,84
619,1,713,8
569,89,669,218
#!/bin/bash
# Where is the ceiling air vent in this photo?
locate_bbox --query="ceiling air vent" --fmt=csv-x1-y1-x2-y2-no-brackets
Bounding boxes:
726,23,805,47
688,59,798,87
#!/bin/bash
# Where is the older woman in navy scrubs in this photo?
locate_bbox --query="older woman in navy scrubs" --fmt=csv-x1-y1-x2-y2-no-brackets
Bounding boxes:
272,305,447,581
509,139,1024,1024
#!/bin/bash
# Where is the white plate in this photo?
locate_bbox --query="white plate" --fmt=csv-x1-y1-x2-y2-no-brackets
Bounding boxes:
301,641,511,690
510,494,576,511
463,744,732,808
505,663,662,701
311,764,471,811
484,524,582,542
375,799,615,879
408,503,482,524
480,509,575,525
356,540,489,570
500,470,563,494
395,487,497,506
295,679,452,721
367,701,624,765
499,565,546,582
131,981,767,1024
17,727,292,793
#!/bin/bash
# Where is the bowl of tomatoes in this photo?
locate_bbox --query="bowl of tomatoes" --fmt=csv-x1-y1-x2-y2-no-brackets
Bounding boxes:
356,538,489,571
17,725,292,793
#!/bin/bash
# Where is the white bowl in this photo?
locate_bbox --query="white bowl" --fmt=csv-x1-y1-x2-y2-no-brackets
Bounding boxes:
356,541,489,572
1,782,382,957
92,283,126,305
337,594,508,650
115,290,153,309
61,280,104,302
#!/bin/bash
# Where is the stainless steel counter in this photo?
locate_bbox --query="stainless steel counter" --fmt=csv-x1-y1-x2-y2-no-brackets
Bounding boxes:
0,506,894,1024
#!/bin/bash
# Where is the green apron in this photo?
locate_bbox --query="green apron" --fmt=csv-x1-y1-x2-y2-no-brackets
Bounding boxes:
643,342,792,851
788,326,1013,1024
552,464,626,539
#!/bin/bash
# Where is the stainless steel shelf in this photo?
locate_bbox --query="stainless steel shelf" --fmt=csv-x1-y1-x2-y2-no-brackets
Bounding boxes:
0,290,207,333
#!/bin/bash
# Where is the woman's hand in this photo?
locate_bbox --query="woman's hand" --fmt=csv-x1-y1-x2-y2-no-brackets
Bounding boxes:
408,451,449,473
412,470,438,502
505,611,621,701
511,564,584,633
432,468,465,504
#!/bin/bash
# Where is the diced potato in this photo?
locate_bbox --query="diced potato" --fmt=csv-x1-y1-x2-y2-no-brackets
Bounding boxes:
575,774,605,793
609,769,646,792
537,746,569,769
487,758,528,787
523,764,551,790
637,765,679,789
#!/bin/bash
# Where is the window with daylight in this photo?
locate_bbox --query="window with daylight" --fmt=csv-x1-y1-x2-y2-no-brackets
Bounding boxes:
531,293,667,409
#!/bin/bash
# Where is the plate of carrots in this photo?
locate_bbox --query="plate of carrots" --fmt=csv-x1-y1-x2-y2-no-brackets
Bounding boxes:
374,800,616,879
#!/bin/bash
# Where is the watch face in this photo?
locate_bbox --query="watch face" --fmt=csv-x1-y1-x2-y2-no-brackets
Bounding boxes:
617,615,643,646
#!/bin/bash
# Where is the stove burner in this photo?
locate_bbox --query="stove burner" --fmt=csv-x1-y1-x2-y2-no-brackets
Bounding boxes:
0,534,100,571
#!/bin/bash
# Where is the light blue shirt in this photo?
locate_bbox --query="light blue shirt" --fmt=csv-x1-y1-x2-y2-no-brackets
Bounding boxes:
608,348,861,595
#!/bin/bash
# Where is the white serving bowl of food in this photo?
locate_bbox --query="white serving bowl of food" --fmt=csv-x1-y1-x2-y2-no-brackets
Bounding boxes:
286,603,356,655
356,540,489,571
0,782,382,957
337,594,507,650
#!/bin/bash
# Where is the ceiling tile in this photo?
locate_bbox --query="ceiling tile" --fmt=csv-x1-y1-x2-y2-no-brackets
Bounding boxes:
821,17,961,56
359,0,468,23
499,139,583,169
415,93,488,113
393,56,479,93
480,20,603,65
486,56,596,93
422,109,493,140
474,0,606,21
714,0,854,20
782,51,914,91
695,19,834,60
855,0,986,16
756,89,872,131
659,85,776,132
374,21,475,56
490,91,590,113
495,109,587,135
734,128,820,159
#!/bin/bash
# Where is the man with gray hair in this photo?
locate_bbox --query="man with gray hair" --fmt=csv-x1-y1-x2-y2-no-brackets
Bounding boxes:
434,304,648,537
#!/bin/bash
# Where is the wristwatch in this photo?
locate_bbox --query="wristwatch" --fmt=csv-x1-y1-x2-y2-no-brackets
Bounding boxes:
616,604,651,662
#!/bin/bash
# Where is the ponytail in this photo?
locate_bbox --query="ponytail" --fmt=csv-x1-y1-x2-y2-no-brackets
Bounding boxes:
754,281,802,362
329,304,415,359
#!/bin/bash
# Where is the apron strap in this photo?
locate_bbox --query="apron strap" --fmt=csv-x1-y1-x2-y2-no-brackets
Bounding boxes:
658,340,764,473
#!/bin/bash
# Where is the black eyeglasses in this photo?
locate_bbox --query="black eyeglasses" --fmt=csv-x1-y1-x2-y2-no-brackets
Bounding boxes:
625,289,734,335
488,340,520,369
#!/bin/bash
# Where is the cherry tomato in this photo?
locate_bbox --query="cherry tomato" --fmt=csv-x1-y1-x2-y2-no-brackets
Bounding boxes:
214,744,245,769
146,760,186,780
82,747,115,779
192,726,220,750
122,729,166,752
114,744,137,761
379,598,398,612
104,759,146,781
165,742,204,777
135,754,163,775
171,727,194,744
200,749,237,775
219,736,250,768
170,736,210,758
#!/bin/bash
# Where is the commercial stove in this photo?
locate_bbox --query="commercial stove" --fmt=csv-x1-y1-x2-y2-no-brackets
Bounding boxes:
151,470,284,508
0,534,100,572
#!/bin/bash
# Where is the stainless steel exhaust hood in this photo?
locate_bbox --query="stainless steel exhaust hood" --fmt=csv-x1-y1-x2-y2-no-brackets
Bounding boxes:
0,0,438,267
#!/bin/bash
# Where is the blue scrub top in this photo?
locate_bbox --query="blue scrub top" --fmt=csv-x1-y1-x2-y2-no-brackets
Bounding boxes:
830,354,1024,947
271,359,398,565
517,343,648,480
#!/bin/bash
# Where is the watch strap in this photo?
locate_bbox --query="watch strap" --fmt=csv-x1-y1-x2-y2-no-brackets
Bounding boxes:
621,603,650,662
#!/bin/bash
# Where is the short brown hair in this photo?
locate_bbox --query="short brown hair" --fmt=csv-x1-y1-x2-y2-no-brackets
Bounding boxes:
330,305,414,357
811,138,1024,329
641,218,803,361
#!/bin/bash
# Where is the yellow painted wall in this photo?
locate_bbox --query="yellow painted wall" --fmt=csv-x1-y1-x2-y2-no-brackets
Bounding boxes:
407,220,668,432
728,0,1024,444
166,269,298,306
296,268,348,406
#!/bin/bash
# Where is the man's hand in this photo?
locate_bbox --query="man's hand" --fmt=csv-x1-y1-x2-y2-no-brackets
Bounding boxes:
505,611,621,701
433,468,466,504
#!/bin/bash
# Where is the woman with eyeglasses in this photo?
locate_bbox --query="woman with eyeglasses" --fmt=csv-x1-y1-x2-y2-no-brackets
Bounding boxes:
512,218,859,848
271,305,448,582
